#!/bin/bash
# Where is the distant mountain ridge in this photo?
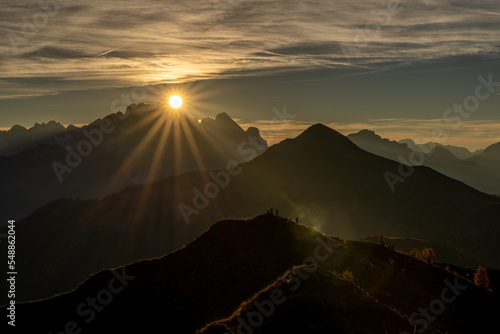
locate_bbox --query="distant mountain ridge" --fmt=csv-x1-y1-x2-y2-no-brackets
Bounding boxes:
399,138,483,159
348,129,500,194
0,120,70,156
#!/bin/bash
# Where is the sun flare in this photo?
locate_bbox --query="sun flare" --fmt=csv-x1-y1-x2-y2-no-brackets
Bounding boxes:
169,95,183,109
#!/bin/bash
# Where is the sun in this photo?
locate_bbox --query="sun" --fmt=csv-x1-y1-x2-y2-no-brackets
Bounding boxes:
169,95,183,109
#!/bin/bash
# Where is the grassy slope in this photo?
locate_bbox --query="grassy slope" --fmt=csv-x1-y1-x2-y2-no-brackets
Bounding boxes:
7,215,498,333
362,236,480,268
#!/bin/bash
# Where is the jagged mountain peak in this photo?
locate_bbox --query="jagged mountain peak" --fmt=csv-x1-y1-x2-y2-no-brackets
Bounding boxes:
214,112,244,131
354,129,378,137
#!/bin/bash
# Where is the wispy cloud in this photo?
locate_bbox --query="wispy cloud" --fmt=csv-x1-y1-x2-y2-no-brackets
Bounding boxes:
0,0,499,98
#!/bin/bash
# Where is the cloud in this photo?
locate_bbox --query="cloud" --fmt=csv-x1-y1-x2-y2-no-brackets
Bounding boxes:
0,0,499,98
22,46,92,59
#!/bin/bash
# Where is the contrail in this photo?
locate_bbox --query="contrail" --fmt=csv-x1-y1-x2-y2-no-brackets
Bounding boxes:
92,43,131,58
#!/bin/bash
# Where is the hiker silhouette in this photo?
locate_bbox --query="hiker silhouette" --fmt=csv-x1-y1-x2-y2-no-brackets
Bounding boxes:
276,209,279,216
270,208,273,215
296,217,299,224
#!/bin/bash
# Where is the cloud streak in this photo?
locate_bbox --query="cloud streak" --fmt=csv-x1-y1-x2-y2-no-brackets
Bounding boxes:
0,0,499,98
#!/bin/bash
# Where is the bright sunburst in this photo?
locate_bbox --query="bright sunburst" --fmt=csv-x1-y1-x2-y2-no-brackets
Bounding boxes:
169,95,183,108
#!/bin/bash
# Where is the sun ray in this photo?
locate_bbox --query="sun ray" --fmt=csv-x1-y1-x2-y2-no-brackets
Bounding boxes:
172,115,184,178
99,81,242,226
189,115,236,160
178,116,211,184
123,106,166,136
101,108,166,194
145,111,174,183
131,115,175,223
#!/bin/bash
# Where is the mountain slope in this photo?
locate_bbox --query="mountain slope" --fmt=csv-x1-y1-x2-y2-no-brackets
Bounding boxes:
362,236,480,269
7,215,497,333
468,141,500,182
5,123,500,304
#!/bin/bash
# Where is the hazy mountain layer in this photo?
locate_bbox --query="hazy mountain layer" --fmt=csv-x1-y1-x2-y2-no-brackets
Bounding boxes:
399,138,483,159
349,130,500,194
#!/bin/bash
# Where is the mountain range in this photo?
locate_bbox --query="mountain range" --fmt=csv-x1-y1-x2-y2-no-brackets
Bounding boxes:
3,120,500,305
348,130,500,194
399,138,483,159
5,215,497,333
0,120,70,156
0,103,267,223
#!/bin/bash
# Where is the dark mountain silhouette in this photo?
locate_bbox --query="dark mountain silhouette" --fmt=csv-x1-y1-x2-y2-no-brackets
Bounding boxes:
348,130,413,160
4,123,500,304
399,138,483,159
201,111,244,134
0,103,267,223
6,216,497,333
348,129,500,194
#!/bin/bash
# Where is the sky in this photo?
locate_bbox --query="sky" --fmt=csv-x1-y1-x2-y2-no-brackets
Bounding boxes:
0,0,499,149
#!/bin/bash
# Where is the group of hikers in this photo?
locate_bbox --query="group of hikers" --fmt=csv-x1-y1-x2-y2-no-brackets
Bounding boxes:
266,208,300,224
267,208,279,216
